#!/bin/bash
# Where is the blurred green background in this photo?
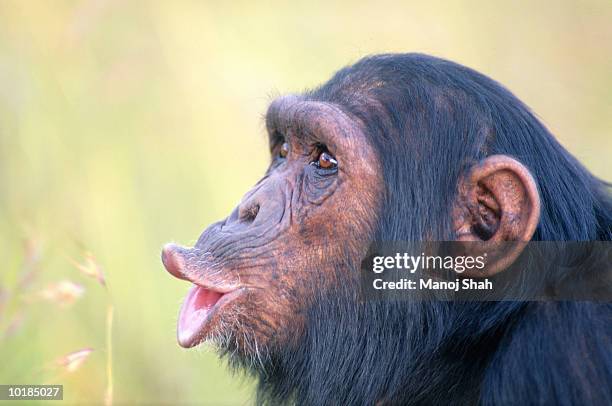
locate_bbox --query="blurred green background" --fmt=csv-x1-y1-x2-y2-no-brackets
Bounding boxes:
0,1,610,404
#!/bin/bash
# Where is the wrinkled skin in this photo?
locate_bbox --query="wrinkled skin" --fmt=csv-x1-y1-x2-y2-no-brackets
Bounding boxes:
162,96,381,355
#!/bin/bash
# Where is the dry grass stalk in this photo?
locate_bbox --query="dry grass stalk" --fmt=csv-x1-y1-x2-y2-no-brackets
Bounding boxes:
104,303,114,406
56,348,94,373
70,252,106,287
36,280,85,307
3,311,25,339
18,237,42,290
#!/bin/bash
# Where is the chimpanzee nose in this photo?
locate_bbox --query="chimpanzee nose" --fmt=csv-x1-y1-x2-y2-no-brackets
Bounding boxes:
162,243,190,281
224,180,284,229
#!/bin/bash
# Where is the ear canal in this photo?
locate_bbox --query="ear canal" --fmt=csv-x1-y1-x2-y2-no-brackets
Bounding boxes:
453,155,541,277
471,185,501,240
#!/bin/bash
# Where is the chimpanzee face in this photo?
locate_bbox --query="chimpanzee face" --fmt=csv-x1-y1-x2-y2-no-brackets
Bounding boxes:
162,95,382,352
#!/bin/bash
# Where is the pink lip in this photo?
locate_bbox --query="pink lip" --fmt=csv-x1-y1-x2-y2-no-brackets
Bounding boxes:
177,286,243,348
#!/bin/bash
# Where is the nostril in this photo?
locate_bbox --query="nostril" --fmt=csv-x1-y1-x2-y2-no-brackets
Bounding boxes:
240,203,260,223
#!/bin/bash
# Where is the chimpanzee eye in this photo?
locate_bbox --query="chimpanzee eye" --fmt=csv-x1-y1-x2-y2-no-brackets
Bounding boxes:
318,152,337,169
312,145,337,170
279,142,289,158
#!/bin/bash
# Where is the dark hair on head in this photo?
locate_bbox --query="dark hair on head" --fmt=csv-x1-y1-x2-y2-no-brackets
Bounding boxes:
249,54,612,405
312,53,612,243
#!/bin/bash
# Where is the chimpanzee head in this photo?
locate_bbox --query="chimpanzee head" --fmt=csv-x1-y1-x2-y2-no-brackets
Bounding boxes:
161,54,611,403
162,96,383,352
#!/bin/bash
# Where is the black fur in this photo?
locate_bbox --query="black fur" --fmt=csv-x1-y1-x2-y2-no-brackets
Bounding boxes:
241,54,612,405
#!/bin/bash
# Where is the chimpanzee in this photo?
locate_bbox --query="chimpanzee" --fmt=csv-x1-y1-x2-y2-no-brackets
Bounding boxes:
162,54,612,405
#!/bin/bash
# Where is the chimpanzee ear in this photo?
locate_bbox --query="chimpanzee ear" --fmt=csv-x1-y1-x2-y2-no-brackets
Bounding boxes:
452,155,540,277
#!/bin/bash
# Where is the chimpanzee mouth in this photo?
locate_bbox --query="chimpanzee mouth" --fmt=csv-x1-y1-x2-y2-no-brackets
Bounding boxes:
178,284,243,348
161,243,244,348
